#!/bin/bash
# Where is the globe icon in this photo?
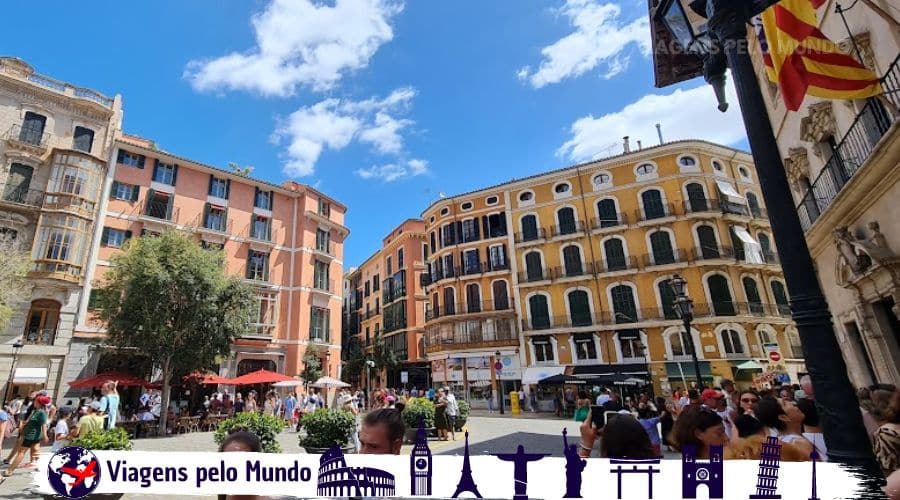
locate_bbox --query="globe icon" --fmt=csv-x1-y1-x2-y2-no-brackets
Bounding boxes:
47,446,102,499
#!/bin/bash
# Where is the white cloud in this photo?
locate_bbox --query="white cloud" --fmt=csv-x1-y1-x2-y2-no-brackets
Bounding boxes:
355,159,429,182
557,80,746,161
272,88,421,177
518,0,651,88
184,0,403,96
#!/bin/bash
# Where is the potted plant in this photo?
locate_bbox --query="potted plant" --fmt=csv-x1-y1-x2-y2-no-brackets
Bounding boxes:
401,397,435,443
214,412,285,453
298,409,356,454
454,399,471,432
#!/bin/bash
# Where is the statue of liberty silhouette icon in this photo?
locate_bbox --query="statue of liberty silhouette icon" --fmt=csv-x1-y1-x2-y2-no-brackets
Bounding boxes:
562,428,587,498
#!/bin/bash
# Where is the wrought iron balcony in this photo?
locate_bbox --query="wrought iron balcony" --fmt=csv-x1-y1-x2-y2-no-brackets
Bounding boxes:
590,213,629,230
514,228,547,243
6,124,50,151
425,300,512,321
23,328,56,345
636,202,676,222
550,220,586,237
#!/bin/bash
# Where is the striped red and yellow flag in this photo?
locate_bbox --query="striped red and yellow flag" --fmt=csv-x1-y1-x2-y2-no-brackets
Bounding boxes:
757,0,881,111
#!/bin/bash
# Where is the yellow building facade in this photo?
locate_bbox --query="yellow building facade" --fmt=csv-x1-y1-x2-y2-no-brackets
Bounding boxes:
421,140,803,408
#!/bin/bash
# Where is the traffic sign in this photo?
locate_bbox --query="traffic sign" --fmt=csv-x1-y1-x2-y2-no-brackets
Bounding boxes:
769,351,781,362
494,361,503,372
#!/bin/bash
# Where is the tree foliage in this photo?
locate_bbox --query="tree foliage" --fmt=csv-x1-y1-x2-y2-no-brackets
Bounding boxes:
0,233,30,332
301,345,323,384
228,162,253,177
341,336,367,384
372,337,399,371
96,231,254,435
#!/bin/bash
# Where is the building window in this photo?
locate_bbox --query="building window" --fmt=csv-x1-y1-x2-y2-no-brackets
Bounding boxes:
252,291,277,336
204,204,227,232
430,231,436,254
463,249,480,274
557,207,577,234
747,192,762,217
310,307,330,342
441,223,456,246
649,230,676,265
568,290,592,326
712,160,724,172
251,216,271,241
707,275,736,315
697,225,720,259
4,163,33,203
443,288,456,315
603,238,627,271
529,295,550,329
100,227,131,248
554,182,571,194
209,176,229,198
562,245,583,276
758,233,773,258
788,329,802,357
460,201,473,211
758,328,773,346
619,331,644,359
532,336,554,363
117,150,145,168
110,181,138,201
19,111,46,145
519,191,533,203
314,261,330,290
255,189,273,210
461,218,479,242
397,248,404,268
246,251,269,281
743,277,763,313
364,281,370,297
318,198,331,217
679,156,697,168
520,215,538,241
610,284,637,323
641,189,665,219
593,173,611,185
145,190,173,220
771,281,789,313
316,228,330,253
636,163,656,176
440,207,450,216
152,160,177,185
486,212,507,238
466,283,481,313
373,275,380,292
658,281,679,319
201,241,224,252
73,126,94,153
729,226,745,261
685,183,708,212
574,333,597,360
525,251,543,281
488,244,507,270
669,330,693,357
492,281,509,310
720,329,744,355
739,166,751,179
597,199,619,228
486,195,499,205
442,254,454,278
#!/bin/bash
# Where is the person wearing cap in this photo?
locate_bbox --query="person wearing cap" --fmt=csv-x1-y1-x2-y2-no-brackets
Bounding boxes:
72,401,105,438
51,407,74,453
702,388,734,440
2,395,50,481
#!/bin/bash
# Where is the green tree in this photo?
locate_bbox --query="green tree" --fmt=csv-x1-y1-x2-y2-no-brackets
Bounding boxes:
341,337,367,384
228,162,253,177
96,231,254,435
0,233,30,332
301,345,323,384
372,338,399,373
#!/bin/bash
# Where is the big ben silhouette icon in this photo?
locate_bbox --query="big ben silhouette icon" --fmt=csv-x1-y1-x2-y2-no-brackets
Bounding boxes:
411,417,432,496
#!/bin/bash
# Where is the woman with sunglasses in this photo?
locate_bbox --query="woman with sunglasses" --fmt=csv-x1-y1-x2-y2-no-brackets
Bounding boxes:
737,390,759,417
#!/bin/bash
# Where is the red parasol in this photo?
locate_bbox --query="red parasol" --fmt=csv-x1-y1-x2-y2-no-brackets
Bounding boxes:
200,374,235,385
69,371,153,389
228,369,293,386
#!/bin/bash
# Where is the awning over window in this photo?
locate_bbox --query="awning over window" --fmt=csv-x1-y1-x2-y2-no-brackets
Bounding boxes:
522,366,565,384
715,180,744,202
571,363,649,377
13,367,47,384
665,361,713,379
733,360,764,371
733,226,764,264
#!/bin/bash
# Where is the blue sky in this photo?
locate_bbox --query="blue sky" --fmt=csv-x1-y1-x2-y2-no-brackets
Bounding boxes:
4,0,748,266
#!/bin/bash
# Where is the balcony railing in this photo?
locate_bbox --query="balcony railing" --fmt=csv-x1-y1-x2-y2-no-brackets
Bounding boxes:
23,328,56,345
425,322,518,352
552,261,597,279
518,268,552,283
636,203,676,222
640,249,685,267
6,124,50,150
682,198,757,218
313,279,335,293
590,213,629,230
515,228,547,243
689,245,737,261
142,198,179,222
193,213,232,234
597,256,640,273
425,300,512,321
1,185,43,208
309,328,332,344
798,53,900,231
456,260,511,277
550,221,586,237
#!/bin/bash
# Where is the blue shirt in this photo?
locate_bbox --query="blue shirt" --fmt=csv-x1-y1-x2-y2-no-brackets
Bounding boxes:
0,410,8,423
639,417,662,445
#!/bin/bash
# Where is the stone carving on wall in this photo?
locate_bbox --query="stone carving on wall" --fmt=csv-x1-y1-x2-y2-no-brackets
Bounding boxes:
783,147,810,190
834,221,897,287
800,102,837,157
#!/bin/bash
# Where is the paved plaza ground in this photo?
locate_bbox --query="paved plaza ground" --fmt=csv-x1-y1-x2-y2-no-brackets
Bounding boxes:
0,412,673,499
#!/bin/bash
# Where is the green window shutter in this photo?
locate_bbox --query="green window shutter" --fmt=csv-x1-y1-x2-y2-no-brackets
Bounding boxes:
225,179,231,199
137,154,145,169
223,208,229,232
130,184,140,202
269,191,274,211
245,253,253,279
207,175,214,195
263,253,270,281
101,227,110,246
116,150,125,164
145,189,155,215
165,195,174,220
171,164,179,186
203,203,210,228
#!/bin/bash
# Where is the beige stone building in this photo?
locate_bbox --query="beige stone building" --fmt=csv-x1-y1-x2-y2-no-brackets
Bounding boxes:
0,57,122,399
748,1,900,386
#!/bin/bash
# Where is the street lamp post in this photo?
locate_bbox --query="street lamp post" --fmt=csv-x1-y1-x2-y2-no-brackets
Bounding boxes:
667,275,704,389
365,359,375,410
4,339,25,404
494,350,505,415
652,0,881,478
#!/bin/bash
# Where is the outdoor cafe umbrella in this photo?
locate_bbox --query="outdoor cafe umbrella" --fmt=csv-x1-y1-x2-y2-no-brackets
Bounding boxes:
228,369,294,386
538,374,586,385
272,379,305,388
309,376,350,389
69,371,152,389
200,374,235,385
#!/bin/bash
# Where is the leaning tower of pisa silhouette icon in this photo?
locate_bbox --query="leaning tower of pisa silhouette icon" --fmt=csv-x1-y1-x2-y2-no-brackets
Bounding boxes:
749,436,782,499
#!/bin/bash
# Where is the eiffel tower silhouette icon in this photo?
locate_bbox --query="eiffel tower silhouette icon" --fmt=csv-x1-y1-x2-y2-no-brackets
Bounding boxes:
452,431,483,498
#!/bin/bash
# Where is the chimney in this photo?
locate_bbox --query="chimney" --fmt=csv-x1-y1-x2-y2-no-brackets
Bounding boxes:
637,140,643,150
623,136,631,153
656,123,664,145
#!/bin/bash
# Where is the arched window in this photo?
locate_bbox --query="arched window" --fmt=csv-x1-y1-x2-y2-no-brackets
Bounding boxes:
555,182,571,194
443,288,456,315
525,252,543,281
529,295,550,330
636,163,656,176
670,330,694,357
493,281,509,311
641,189,665,219
743,277,763,314
568,290,592,326
658,281,679,319
466,283,481,313
758,328,774,346
5,163,34,202
696,225,720,259
707,275,736,316
649,230,676,265
679,156,697,167
521,214,538,241
557,207,577,235
562,245,583,276
758,233,772,259
720,329,744,355
604,238,627,271
610,285,638,323
685,183,708,212
25,299,60,344
519,191,533,203
747,192,762,217
597,198,619,228
729,226,745,261
771,281,789,315
788,329,803,358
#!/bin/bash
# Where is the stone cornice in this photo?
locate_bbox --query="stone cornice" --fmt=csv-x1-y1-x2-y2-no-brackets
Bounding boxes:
0,77,113,124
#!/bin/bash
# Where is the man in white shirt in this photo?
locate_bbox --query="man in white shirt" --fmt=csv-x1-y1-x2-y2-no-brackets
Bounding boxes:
445,388,458,441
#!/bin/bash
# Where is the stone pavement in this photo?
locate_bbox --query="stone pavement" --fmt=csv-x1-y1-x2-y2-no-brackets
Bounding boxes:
0,414,667,499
